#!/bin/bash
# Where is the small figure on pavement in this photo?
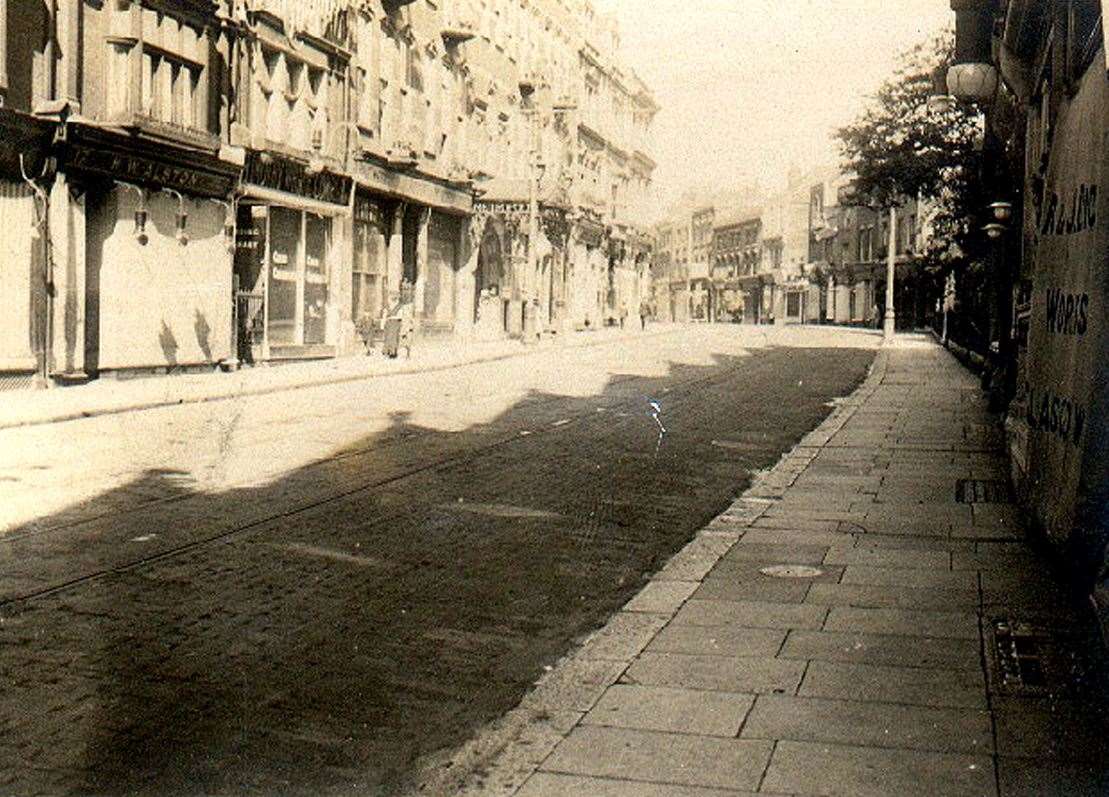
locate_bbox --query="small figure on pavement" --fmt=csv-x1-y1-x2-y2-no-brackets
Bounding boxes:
384,281,416,359
619,301,629,329
639,298,651,330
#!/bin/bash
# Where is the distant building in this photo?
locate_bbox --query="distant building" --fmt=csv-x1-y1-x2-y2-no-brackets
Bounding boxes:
807,176,922,328
688,207,715,321
760,172,821,324
649,221,675,321
711,210,761,323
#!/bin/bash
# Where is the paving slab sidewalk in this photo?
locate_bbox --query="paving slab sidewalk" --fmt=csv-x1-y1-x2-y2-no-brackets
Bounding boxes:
0,325,677,431
408,334,1109,797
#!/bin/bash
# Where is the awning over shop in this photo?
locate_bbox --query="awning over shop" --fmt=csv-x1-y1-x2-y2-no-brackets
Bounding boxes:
355,159,473,216
242,149,352,209
240,183,352,216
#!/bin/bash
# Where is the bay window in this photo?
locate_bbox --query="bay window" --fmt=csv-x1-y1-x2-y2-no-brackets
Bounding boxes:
103,3,210,136
255,44,335,154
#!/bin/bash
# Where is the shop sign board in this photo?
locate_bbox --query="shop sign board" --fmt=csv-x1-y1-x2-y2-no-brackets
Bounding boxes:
1016,56,1109,580
243,151,352,207
66,141,233,197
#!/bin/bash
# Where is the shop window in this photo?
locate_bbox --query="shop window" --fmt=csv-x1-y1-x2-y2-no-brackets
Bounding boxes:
265,207,333,348
304,214,329,345
267,206,302,346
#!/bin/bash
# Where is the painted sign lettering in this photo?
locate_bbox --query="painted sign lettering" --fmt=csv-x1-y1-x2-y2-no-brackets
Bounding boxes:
244,151,352,206
67,147,231,196
1044,288,1090,337
1038,182,1098,237
1026,384,1087,447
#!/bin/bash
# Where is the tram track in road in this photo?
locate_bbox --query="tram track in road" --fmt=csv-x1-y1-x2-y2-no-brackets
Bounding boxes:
2,334,696,544
0,332,686,544
0,341,879,797
0,346,769,609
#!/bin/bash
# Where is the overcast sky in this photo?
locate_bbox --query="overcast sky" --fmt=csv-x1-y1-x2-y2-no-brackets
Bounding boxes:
595,1,953,211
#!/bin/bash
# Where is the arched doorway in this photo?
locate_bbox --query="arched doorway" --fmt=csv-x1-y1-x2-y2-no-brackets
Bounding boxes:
475,223,507,336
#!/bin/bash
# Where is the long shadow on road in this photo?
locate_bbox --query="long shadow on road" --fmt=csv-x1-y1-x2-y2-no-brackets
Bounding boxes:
0,345,876,796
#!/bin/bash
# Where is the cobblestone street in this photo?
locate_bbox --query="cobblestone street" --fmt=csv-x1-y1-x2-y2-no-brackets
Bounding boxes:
0,325,879,795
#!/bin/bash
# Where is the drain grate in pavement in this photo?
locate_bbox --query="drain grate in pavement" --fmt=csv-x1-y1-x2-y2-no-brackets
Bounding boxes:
991,619,1059,695
956,479,1012,504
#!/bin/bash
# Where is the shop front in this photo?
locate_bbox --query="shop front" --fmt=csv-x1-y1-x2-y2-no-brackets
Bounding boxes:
669,279,690,323
471,201,526,340
737,274,764,324
62,124,242,377
570,217,606,330
780,278,813,324
235,151,352,362
0,108,54,389
351,192,392,346
352,159,473,341
689,278,711,321
539,207,571,334
471,216,512,339
715,279,743,322
422,210,463,335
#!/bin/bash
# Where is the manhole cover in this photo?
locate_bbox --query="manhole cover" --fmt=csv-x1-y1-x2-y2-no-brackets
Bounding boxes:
760,565,824,579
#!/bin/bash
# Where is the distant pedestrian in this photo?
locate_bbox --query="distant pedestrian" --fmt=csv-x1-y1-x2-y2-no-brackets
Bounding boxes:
639,298,651,330
619,301,629,329
397,300,415,358
384,282,416,359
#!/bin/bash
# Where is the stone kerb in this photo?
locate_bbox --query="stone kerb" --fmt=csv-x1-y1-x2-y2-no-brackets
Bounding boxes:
405,348,892,796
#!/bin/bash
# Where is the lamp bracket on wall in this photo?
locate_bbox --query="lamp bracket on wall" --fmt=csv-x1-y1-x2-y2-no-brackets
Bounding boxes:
211,197,238,253
162,188,190,246
116,180,149,245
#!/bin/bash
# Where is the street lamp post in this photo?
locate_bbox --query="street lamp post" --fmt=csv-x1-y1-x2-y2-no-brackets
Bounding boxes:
519,75,542,344
947,0,1011,403
524,109,541,343
520,79,575,343
983,196,1014,408
883,204,897,341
